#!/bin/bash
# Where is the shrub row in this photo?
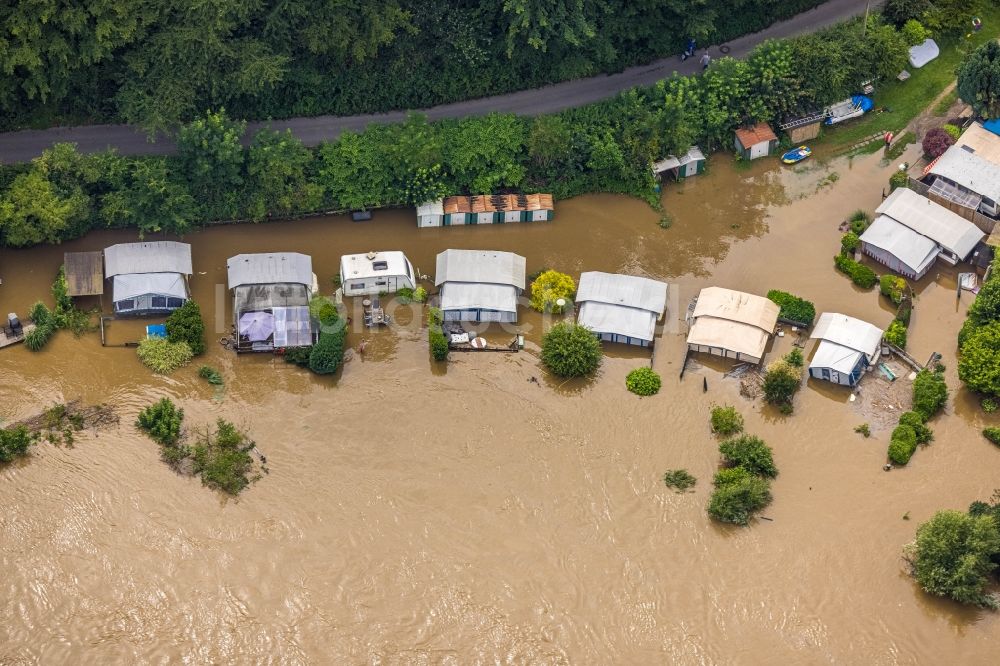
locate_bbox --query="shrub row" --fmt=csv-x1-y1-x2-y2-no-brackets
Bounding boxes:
834,254,877,289
887,370,947,465
708,431,777,526
766,290,815,326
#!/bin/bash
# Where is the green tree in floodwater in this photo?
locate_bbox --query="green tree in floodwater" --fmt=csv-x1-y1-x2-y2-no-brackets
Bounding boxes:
906,510,1000,608
958,41,1000,120
541,322,602,378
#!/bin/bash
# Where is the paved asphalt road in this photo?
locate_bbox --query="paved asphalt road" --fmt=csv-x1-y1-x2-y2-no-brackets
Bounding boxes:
0,0,877,164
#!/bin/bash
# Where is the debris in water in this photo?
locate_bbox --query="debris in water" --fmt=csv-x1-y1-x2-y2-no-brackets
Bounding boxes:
884,464,892,471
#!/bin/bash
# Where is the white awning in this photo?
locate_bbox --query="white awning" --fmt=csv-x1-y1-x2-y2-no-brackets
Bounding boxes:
810,341,865,375
687,317,771,359
227,253,313,289
112,273,188,302
578,301,657,341
435,249,526,289
576,271,668,315
104,241,192,278
876,188,983,258
440,282,517,313
810,313,883,361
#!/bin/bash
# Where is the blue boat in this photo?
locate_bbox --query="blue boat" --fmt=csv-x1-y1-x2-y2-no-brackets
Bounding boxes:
781,145,812,164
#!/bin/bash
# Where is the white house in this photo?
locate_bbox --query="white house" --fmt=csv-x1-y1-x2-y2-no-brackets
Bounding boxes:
859,188,984,279
435,249,526,323
808,313,883,387
686,287,780,365
104,241,192,316
339,251,416,297
575,271,668,347
226,252,317,353
926,125,1000,217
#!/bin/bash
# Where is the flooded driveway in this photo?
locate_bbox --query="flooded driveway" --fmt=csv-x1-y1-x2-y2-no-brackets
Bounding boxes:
1,148,998,664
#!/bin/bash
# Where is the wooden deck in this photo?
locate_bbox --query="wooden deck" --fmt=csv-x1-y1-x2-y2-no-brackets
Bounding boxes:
0,322,36,349
64,251,104,296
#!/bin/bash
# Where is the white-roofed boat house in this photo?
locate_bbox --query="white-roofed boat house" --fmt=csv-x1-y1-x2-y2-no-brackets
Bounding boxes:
226,252,318,353
808,313,883,387
103,241,192,316
339,251,416,297
575,272,668,347
686,287,780,365
858,188,984,279
435,249,526,323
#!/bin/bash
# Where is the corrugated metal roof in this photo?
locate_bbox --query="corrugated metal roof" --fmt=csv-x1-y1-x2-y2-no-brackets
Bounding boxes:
691,287,779,332
435,249,526,289
227,253,313,289
955,122,1000,165
578,301,657,341
810,313,883,359
416,200,444,216
441,194,554,213
929,145,1000,203
859,215,939,275
810,342,864,376
576,271,667,314
112,273,188,301
440,282,518,313
875,188,983,257
104,242,192,278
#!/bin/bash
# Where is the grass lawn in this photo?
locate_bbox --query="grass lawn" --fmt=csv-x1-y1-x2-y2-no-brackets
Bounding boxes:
816,8,1000,151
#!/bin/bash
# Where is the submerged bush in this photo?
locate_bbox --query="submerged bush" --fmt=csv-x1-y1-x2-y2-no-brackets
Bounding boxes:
396,287,415,304
912,370,948,421
983,428,1000,446
889,170,909,192
541,322,602,377
663,469,697,492
136,338,193,374
413,286,428,303
707,474,772,526
958,321,1000,397
626,367,661,395
23,322,55,351
0,425,34,463
763,357,802,409
880,275,907,305
840,232,860,255
710,405,744,436
849,210,872,235
198,365,224,385
899,411,933,445
165,300,206,356
530,270,576,314
428,308,448,361
888,424,918,465
884,320,907,349
283,345,312,366
766,290,815,326
136,397,184,447
907,510,1000,608
834,254,877,289
309,330,345,374
719,435,778,478
190,419,258,495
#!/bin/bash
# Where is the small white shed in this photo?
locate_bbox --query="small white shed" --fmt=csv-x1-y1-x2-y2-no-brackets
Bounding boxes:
575,272,668,347
339,251,416,296
808,313,883,386
417,200,444,227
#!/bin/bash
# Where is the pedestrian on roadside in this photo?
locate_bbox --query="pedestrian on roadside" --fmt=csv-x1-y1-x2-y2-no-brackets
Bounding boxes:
700,53,711,70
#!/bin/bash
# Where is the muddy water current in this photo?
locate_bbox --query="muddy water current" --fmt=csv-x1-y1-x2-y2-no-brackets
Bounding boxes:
2,147,999,664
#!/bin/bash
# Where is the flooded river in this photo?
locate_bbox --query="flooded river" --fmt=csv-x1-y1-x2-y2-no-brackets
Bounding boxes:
2,148,998,664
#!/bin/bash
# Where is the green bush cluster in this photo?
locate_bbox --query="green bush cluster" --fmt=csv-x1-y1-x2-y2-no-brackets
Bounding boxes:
396,287,415,304
983,428,1000,446
191,419,259,495
198,366,224,386
708,434,777,526
309,329,345,374
165,300,206,356
884,320,908,349
763,350,804,411
427,307,448,362
0,425,35,463
625,367,661,396
541,322,602,378
283,346,312,367
888,424,918,465
889,170,910,192
886,371,947,465
136,338,194,374
958,257,1000,397
663,469,697,492
136,398,184,448
766,290,815,326
710,405,744,436
880,275,907,305
834,254,877,289
849,210,872,235
0,7,928,249
22,268,94,351
840,232,860,256
907,504,1000,609
912,369,948,421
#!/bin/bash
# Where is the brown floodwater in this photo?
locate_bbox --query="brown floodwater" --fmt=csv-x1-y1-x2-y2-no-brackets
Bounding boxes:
2,146,999,664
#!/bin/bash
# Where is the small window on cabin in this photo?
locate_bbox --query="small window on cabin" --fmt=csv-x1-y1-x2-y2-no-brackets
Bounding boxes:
376,279,387,285
351,282,365,290
117,299,135,311
372,261,388,271
405,262,412,279
167,297,184,308
151,296,167,308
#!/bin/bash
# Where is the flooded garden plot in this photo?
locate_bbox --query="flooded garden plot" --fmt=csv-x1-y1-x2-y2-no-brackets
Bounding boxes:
1,148,999,664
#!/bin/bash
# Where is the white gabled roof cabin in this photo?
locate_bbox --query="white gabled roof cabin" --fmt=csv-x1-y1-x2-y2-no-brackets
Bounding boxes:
808,313,883,387
575,271,668,347
226,252,316,353
103,241,192,316
434,249,526,323
686,287,780,364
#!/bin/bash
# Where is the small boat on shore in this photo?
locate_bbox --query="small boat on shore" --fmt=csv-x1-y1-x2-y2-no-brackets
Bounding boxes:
781,146,812,164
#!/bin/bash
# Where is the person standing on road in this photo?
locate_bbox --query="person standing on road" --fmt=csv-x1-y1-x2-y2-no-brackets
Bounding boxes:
700,53,711,70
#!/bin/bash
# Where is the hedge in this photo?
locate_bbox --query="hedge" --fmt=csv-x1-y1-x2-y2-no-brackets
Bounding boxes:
766,290,815,326
834,254,877,289
888,424,918,465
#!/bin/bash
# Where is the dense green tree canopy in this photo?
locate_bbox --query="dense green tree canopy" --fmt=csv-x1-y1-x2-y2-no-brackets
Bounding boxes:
958,41,1000,120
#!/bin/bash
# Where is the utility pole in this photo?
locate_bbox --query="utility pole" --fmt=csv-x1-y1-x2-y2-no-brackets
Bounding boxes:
862,0,871,37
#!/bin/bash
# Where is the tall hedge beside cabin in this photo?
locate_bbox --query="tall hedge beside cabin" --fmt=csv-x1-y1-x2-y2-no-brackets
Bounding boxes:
834,254,877,289
766,290,815,326
165,300,206,356
541,322,602,378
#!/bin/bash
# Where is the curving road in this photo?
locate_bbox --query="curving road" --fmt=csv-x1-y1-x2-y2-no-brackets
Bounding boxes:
0,0,877,165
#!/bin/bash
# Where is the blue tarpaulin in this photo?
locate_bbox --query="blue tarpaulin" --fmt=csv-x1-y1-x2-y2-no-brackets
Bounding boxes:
146,324,167,339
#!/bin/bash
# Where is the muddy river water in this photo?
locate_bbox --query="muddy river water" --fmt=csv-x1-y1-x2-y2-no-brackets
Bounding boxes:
2,147,999,664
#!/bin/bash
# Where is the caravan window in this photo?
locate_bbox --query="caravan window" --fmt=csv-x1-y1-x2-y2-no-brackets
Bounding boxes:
351,282,365,290
117,299,135,311
405,262,412,279
151,296,167,308
372,261,388,271
167,297,184,308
